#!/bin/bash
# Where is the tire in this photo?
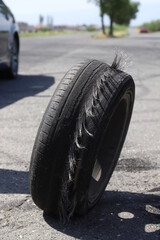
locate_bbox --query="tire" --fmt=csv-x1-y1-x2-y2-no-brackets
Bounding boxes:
8,37,19,79
29,59,135,221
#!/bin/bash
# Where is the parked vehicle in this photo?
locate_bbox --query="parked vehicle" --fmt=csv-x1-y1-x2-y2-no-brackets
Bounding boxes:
139,27,148,33
0,0,19,78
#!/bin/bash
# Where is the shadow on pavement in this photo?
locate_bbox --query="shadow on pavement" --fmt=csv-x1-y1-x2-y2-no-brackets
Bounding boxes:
0,74,55,109
0,169,29,194
0,167,159,239
44,191,160,240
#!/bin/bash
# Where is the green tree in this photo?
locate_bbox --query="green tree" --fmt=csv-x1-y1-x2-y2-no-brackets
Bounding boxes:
100,0,106,35
90,0,140,37
105,0,140,36
89,0,107,35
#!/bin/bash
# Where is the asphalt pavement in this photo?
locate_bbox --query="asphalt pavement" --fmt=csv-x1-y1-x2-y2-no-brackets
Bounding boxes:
0,31,160,239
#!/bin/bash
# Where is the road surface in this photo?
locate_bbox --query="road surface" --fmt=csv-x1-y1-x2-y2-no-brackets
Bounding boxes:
0,31,160,239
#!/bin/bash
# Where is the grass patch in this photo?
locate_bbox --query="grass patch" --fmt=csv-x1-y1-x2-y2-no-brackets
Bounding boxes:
112,24,128,37
93,32,108,39
20,30,82,38
113,24,128,32
93,24,128,39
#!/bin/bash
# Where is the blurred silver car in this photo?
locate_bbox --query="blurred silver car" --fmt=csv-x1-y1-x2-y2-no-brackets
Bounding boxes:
0,0,19,78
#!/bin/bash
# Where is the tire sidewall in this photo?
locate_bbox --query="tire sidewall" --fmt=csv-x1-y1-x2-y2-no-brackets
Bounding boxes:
74,78,135,215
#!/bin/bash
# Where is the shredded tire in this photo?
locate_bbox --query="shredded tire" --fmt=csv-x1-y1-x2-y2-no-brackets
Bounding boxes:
29,58,135,221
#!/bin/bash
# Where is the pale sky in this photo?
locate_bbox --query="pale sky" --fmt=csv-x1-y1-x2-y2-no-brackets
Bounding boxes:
4,0,160,26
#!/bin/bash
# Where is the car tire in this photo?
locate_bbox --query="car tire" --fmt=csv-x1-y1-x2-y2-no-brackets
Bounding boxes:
29,59,135,221
8,37,19,79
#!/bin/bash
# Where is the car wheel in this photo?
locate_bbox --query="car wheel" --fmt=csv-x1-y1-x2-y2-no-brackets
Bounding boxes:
29,59,135,221
8,37,19,79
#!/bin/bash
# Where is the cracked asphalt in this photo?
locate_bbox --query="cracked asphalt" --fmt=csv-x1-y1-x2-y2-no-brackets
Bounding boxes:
0,30,160,239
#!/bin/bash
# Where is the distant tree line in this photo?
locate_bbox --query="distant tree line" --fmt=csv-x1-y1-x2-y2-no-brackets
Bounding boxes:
89,0,140,37
142,20,160,32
